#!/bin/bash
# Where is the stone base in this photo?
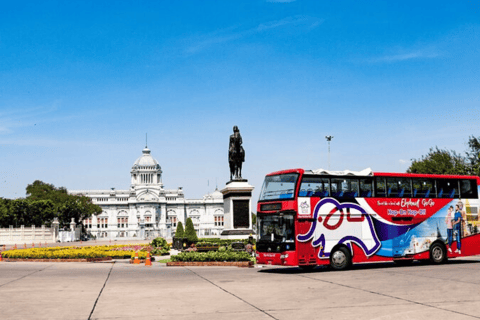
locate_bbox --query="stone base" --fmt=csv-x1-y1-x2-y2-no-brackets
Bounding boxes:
226,179,248,184
166,261,253,268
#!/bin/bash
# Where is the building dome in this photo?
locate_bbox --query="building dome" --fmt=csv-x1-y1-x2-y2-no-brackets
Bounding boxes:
212,189,223,199
133,147,160,168
131,146,163,187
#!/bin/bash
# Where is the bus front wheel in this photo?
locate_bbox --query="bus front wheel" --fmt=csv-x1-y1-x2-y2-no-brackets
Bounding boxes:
430,242,446,264
330,247,351,270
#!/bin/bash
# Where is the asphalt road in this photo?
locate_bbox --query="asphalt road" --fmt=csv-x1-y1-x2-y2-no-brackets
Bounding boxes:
1,257,480,320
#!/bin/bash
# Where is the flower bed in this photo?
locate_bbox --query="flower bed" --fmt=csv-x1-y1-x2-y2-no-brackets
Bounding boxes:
1,244,158,261
0,237,172,262
3,257,112,263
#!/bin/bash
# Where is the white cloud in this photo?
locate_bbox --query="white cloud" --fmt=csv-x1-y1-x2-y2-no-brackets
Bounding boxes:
257,16,317,31
376,51,439,62
366,46,440,63
266,0,296,2
184,16,322,54
0,104,60,134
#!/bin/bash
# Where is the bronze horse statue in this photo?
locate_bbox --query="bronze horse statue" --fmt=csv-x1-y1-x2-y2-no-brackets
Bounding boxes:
229,126,245,181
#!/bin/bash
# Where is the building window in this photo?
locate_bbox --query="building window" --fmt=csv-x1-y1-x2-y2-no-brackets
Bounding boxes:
83,218,92,229
97,218,108,229
117,217,128,228
168,216,177,227
214,216,224,227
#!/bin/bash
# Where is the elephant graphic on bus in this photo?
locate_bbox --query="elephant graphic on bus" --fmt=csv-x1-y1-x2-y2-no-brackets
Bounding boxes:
297,198,381,259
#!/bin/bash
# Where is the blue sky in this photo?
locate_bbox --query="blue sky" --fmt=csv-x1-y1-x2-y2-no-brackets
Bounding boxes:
1,1,479,201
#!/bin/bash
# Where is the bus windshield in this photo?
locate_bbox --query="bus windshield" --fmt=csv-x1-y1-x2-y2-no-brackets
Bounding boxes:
259,173,299,201
258,214,295,243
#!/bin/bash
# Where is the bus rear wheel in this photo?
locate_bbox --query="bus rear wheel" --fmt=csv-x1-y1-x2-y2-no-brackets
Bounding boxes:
430,242,446,264
330,247,351,271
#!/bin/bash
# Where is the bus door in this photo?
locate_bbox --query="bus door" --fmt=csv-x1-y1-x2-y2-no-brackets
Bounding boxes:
296,218,317,265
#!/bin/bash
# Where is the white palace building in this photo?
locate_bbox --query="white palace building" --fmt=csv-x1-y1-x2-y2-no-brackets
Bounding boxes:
69,146,225,240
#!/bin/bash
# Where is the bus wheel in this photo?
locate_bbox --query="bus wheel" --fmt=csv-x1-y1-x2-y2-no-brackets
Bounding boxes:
430,243,446,264
330,247,351,271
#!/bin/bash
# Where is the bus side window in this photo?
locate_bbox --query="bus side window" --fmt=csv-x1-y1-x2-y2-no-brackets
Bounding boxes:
347,179,360,198
386,178,398,197
332,178,359,199
436,179,459,199
331,178,344,198
397,177,412,198
375,177,386,197
460,179,478,199
360,178,373,197
299,176,330,197
412,179,434,198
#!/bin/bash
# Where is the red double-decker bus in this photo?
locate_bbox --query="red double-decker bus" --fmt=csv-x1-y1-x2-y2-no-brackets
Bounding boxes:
256,168,480,270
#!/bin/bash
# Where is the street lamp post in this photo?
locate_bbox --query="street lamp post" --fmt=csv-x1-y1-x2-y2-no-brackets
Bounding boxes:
325,136,334,170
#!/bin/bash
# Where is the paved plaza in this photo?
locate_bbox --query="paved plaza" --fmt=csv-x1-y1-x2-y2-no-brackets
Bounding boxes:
1,256,480,320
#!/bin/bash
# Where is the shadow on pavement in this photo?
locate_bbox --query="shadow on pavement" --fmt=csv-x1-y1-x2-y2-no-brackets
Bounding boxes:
258,258,480,274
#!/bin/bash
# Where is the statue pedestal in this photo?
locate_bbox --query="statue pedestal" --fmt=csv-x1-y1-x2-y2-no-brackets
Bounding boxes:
220,180,254,239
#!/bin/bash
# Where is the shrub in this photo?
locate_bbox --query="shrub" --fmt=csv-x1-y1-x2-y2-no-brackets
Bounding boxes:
175,221,185,238
151,237,170,250
150,247,170,256
184,218,198,243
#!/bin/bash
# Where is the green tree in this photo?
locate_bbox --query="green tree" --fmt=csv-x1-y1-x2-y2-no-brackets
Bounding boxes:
0,198,13,227
25,180,102,227
175,221,185,238
9,199,30,227
26,180,67,200
407,147,469,175
466,135,480,176
0,198,55,227
28,200,55,227
184,217,198,243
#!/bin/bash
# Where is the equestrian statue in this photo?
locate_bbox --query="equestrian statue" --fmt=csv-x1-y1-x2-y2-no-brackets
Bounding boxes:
229,126,245,181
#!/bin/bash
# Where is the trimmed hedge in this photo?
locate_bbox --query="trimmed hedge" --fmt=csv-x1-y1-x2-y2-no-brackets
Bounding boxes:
170,250,253,262
196,238,256,246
